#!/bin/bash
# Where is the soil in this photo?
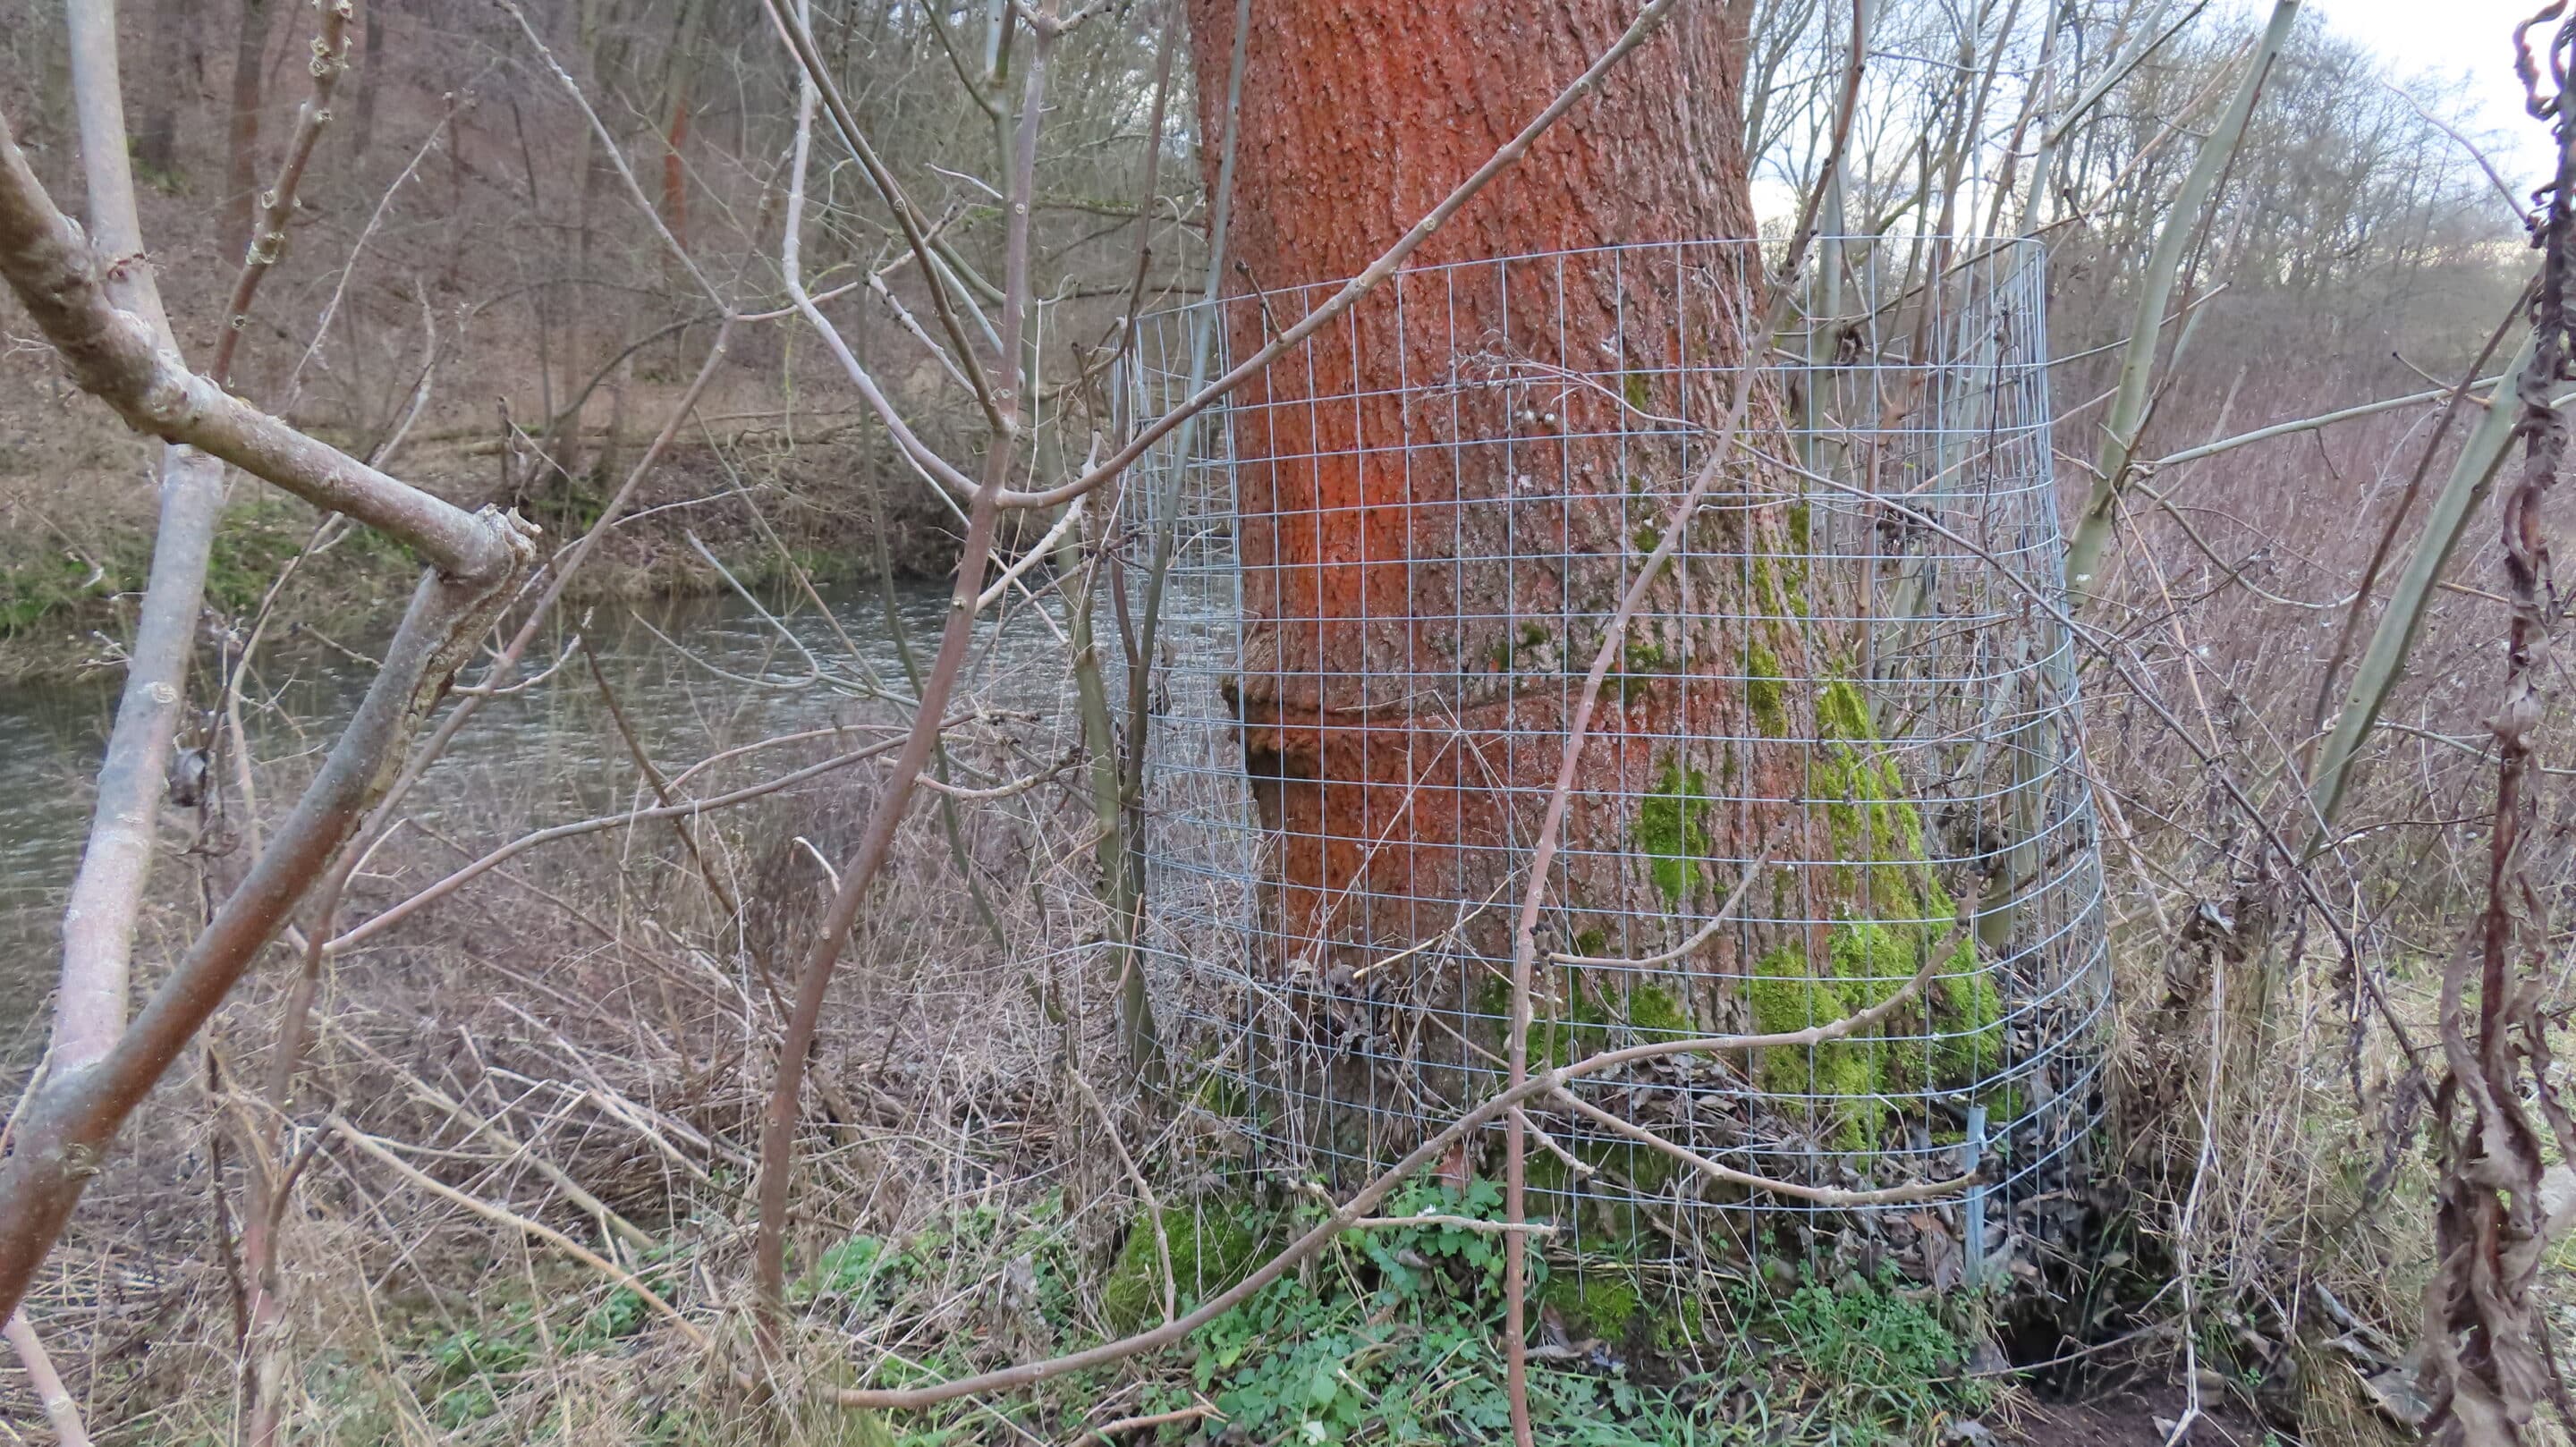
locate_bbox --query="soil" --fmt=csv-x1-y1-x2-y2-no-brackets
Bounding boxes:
1996,1379,2277,1447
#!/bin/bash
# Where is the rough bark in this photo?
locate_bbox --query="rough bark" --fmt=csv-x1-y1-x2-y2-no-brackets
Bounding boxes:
1187,0,1812,969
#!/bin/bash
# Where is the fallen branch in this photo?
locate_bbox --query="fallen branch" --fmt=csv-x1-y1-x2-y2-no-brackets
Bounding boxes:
326,1118,706,1350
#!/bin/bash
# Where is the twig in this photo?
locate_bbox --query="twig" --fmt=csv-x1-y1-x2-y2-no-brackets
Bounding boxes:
750,0,1004,429
1078,1402,1220,1443
4,1309,93,1447
751,0,1052,1344
583,644,741,920
1549,1090,1978,1207
210,0,353,386
1548,840,1777,967
2148,369,2515,470
496,2,725,314
1513,1108,1597,1181
1071,1072,1174,1327
1351,1214,1558,1237
325,1118,705,1350
2388,78,2528,216
326,722,954,954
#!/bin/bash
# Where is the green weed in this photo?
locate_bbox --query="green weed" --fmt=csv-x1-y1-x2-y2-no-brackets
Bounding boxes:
1131,1182,1990,1445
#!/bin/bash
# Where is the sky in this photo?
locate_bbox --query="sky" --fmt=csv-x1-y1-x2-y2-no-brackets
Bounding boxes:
1742,2,2549,227
2315,0,2557,193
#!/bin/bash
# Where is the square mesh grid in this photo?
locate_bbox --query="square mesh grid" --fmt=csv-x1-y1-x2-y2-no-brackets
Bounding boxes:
1110,236,2106,1263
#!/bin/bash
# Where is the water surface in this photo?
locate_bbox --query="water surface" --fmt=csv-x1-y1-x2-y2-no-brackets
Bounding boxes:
0,580,1077,1072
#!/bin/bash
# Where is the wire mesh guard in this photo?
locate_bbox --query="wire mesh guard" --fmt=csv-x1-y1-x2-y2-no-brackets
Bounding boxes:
1114,237,2107,1264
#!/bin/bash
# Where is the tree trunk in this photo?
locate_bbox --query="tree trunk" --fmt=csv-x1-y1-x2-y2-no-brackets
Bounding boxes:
658,0,704,256
1185,0,1979,1160
352,0,383,158
1187,0,1783,951
222,0,271,259
133,0,188,180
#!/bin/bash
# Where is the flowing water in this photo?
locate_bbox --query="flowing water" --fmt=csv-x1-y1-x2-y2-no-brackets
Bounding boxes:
0,581,1080,1074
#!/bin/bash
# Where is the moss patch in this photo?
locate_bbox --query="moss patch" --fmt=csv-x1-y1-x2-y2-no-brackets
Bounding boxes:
1745,642,1787,734
0,496,411,647
1189,1067,1250,1120
1740,679,2004,1150
0,547,112,639
1100,1206,1270,1335
1749,922,1972,1150
1633,758,1714,904
1538,1265,1712,1358
1539,1271,1644,1341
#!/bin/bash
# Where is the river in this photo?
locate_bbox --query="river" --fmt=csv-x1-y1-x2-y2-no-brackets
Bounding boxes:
0,580,1084,1074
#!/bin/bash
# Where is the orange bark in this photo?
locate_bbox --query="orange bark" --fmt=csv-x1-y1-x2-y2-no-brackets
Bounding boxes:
1191,0,1799,965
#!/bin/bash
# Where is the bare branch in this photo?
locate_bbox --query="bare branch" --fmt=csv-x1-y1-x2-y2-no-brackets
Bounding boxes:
751,0,1055,1335
4,1309,92,1447
752,0,1006,428
49,0,230,1075
0,107,526,581
1550,1091,1977,1207
0,532,537,1322
325,718,949,954
211,0,355,387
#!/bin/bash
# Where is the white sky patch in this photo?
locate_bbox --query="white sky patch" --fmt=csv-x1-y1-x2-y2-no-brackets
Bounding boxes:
1752,174,1803,230
2311,0,2554,195
1746,4,2550,229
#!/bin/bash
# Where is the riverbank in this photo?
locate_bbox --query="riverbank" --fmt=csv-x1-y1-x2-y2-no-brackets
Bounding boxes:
0,419,985,684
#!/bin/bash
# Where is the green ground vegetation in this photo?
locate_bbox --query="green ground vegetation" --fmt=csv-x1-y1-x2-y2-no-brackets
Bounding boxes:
292,1178,1993,1446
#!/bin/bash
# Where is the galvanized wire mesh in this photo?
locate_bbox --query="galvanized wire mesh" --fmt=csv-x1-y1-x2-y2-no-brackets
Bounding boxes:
1112,236,2106,1265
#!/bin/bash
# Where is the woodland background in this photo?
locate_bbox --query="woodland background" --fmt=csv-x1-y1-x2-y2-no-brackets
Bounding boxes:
0,0,2555,1443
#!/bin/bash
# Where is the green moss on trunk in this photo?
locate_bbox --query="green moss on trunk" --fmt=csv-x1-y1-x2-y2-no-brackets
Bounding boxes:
1741,680,2004,1148
1615,677,2005,1154
1636,762,1715,905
